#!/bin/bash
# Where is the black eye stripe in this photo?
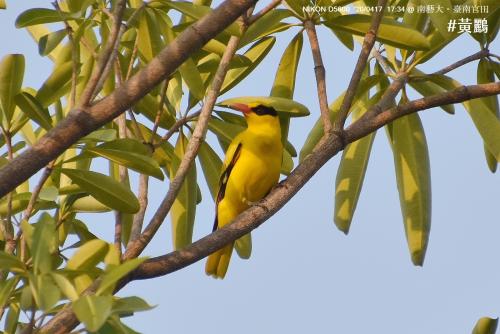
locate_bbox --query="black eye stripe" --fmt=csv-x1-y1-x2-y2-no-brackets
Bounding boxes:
251,105,278,116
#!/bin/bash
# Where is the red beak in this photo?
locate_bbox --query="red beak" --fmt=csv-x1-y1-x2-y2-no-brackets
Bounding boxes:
230,103,252,115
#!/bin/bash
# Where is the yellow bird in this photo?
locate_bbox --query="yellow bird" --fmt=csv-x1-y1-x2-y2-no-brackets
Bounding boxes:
205,102,283,279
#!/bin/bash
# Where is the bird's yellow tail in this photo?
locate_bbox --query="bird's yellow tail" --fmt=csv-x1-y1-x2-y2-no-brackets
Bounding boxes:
205,243,234,279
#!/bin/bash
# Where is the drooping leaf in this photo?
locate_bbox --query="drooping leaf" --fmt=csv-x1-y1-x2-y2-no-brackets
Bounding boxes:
137,7,163,61
198,142,222,201
472,317,498,334
387,113,431,266
112,296,154,315
73,295,113,332
408,80,455,114
96,258,146,295
0,278,18,309
4,301,20,334
240,9,293,46
324,15,430,50
30,273,61,311
66,239,109,270
14,92,53,130
32,213,57,274
0,54,25,126
60,169,140,213
179,57,205,102
170,132,197,249
51,272,79,301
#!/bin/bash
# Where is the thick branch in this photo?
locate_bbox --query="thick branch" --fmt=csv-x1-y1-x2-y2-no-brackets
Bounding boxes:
123,81,500,282
0,0,258,198
304,20,332,134
334,0,387,131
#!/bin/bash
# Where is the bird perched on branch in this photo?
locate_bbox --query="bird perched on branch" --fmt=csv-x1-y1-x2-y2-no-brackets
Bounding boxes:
205,102,283,279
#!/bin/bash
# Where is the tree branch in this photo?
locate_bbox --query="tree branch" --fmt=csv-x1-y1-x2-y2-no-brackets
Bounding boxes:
334,0,387,131
431,48,490,75
304,20,332,134
122,81,500,283
0,0,258,198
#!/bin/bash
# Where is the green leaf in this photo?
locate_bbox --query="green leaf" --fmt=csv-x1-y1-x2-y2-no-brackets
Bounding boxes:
137,8,164,61
472,317,498,334
0,54,25,126
179,57,205,101
36,61,74,107
60,169,140,213
73,295,113,332
170,132,197,249
387,113,431,266
5,302,20,334
30,273,61,311
112,296,154,315
32,213,56,274
133,93,176,129
240,9,293,46
39,29,67,56
72,196,111,212
271,32,303,145
0,278,18,308
67,239,109,270
15,8,80,28
208,116,245,144
220,37,276,94
234,233,252,259
324,15,430,50
96,258,146,295
334,94,382,233
417,0,453,38
198,142,222,201
0,252,26,273
86,147,164,180
165,1,241,36
218,96,310,117
15,92,53,130
51,272,79,301
477,59,499,173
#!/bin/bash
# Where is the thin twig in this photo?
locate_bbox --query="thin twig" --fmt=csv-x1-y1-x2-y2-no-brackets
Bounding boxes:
128,174,149,244
371,48,394,75
151,79,170,139
248,0,281,24
431,48,490,75
334,0,387,131
22,161,56,221
304,20,332,134
124,32,246,260
153,111,201,148
1,128,15,255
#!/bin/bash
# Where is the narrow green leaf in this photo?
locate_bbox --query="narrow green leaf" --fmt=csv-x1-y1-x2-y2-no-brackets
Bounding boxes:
86,147,164,180
96,258,146,295
170,132,197,249
15,8,80,28
15,92,53,130
73,295,113,332
32,213,56,274
36,61,73,107
388,113,431,266
5,302,20,334
39,29,67,56
112,296,154,315
0,54,25,126
221,37,276,94
324,15,430,50
72,196,111,212
240,9,293,46
218,96,310,117
408,80,455,114
208,116,245,144
0,251,26,273
61,169,140,213
418,0,453,38
133,93,176,129
198,142,222,201
271,32,303,145
472,317,498,334
66,239,108,270
30,273,61,311
179,57,205,101
234,233,252,259
137,8,164,61
477,59,499,172
0,278,18,308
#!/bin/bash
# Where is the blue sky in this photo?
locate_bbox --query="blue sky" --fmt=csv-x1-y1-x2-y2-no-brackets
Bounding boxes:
1,1,499,333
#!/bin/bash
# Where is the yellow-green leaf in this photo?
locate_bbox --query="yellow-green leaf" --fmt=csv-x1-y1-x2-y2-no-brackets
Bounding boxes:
218,96,310,117
472,317,498,334
198,142,222,201
179,57,205,101
324,15,430,50
240,9,293,46
0,54,25,127
170,133,197,249
234,233,252,259
15,92,53,130
408,80,455,114
61,169,140,213
36,61,73,107
38,29,67,56
388,113,431,266
73,295,113,332
67,239,108,270
15,8,80,28
137,8,164,61
0,278,18,309
32,213,57,274
96,257,146,295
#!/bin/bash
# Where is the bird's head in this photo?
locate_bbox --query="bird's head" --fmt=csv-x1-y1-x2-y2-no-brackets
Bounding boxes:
229,102,278,120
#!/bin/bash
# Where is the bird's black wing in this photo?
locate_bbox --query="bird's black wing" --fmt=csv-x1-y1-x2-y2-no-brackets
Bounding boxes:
212,142,242,232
